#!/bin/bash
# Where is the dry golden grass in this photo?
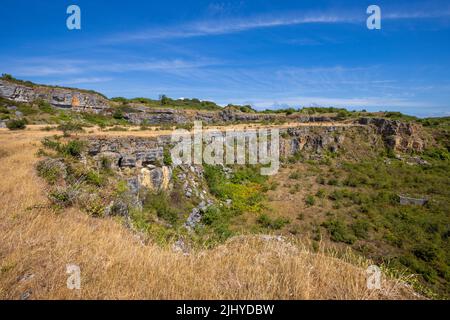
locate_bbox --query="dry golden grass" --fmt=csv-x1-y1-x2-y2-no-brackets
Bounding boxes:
0,129,418,300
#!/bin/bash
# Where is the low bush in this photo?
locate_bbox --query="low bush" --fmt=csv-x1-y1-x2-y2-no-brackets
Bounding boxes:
144,192,178,224
305,195,316,206
257,213,290,230
48,185,79,207
61,140,86,157
36,159,66,185
6,119,26,130
322,219,356,244
57,122,84,134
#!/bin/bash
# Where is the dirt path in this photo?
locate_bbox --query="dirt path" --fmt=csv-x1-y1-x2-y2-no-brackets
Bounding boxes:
0,121,358,139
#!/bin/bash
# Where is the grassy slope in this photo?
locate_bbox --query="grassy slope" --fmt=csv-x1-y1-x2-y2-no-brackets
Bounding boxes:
256,124,450,298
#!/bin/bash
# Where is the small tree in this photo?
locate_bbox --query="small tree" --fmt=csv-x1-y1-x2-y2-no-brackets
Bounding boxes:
159,94,170,105
1,73,14,81
113,109,124,120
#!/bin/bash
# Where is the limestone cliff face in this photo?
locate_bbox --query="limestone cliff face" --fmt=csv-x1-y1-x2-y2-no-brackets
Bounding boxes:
357,118,426,152
279,126,348,158
82,127,354,192
0,79,109,113
122,108,340,125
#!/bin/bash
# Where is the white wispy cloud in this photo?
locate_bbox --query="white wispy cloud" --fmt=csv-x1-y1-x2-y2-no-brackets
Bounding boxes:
384,9,450,20
11,59,86,76
107,12,357,42
52,77,113,85
106,6,450,43
239,96,428,109
4,57,219,77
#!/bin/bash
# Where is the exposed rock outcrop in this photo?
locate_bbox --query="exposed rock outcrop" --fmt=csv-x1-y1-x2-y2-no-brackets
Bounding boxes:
139,166,171,192
0,79,109,113
357,118,425,152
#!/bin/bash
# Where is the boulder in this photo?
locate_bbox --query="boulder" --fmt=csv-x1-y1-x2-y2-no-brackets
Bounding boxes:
127,177,140,195
399,195,428,206
135,148,163,166
139,166,171,191
105,199,128,217
119,156,136,167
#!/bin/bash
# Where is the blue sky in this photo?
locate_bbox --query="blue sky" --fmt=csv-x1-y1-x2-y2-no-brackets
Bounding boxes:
1,0,449,117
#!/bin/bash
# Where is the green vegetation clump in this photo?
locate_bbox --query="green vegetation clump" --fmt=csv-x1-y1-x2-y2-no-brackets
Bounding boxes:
163,148,172,166
112,95,223,111
289,171,301,179
40,137,86,158
257,213,290,230
36,159,66,185
144,192,178,225
201,206,234,241
48,185,79,208
200,164,270,243
383,111,418,122
6,119,27,130
57,122,84,135
315,151,450,296
62,140,86,157
204,164,266,213
305,195,316,206
322,219,357,244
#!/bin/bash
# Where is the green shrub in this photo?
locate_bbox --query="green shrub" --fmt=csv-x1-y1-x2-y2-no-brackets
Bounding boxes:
423,148,450,161
316,189,326,198
327,178,339,186
82,195,105,217
62,140,86,157
41,137,62,152
163,148,172,166
305,195,316,206
231,166,267,185
257,213,290,230
36,99,55,114
36,159,66,185
57,122,84,134
351,220,370,239
48,185,78,207
112,109,124,120
144,192,178,224
85,170,105,186
322,219,356,244
289,171,301,179
413,243,439,262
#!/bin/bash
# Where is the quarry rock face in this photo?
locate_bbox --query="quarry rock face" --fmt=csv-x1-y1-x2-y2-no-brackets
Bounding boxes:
72,121,429,228
0,79,109,113
124,109,189,125
279,126,347,157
